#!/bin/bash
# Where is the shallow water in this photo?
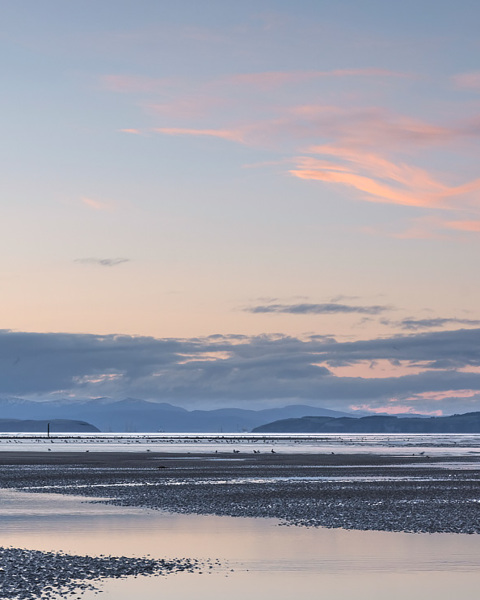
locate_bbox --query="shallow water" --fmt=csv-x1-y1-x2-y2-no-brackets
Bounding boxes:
2,432,480,456
2,489,480,600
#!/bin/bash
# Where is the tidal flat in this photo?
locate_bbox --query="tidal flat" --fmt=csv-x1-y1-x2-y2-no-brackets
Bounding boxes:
1,448,480,599
2,450,480,533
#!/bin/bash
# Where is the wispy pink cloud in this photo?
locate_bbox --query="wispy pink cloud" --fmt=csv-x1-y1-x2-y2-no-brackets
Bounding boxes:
146,96,227,120
452,71,480,90
150,105,458,155
390,216,449,240
153,127,245,143
81,197,113,211
118,128,143,135
290,147,480,209
103,68,406,96
287,105,457,148
444,220,480,232
412,389,480,401
102,71,480,223
225,68,407,90
364,215,480,241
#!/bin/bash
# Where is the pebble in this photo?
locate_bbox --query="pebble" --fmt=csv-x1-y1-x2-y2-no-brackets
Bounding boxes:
2,455,480,535
0,546,203,599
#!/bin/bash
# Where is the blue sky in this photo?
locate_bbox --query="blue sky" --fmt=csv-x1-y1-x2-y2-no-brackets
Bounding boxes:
2,1,480,414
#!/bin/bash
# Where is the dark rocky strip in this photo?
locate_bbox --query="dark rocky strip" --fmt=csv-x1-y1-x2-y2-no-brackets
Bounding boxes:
0,546,204,599
1,451,480,534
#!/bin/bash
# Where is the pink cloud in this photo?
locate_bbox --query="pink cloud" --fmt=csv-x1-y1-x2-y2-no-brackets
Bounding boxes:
146,96,227,120
287,106,457,148
412,389,480,401
444,220,480,232
453,71,480,90
225,68,406,90
350,403,443,416
147,103,480,215
459,366,480,374
327,360,426,379
104,69,407,97
153,127,245,143
390,216,449,240
102,71,480,219
364,215,480,241
118,128,143,135
290,147,480,209
167,105,457,154
352,391,480,417
290,166,439,208
81,197,113,211
248,105,479,154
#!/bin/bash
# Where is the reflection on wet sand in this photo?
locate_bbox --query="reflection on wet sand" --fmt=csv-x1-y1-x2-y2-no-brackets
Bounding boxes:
2,489,480,600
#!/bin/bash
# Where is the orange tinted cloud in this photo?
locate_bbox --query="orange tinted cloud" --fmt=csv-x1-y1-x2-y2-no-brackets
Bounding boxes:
445,220,480,232
290,147,480,209
291,166,443,208
103,70,480,218
118,128,142,135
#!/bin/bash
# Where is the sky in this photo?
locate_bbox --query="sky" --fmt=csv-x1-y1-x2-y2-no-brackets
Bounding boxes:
2,0,480,415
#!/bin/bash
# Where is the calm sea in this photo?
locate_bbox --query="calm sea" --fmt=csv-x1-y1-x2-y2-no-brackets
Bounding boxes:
2,431,480,456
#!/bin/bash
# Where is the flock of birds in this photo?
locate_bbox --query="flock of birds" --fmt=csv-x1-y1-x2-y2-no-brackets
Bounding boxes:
232,448,274,453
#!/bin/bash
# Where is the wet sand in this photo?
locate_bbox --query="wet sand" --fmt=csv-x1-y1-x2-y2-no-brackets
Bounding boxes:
2,450,480,534
2,450,480,598
0,547,202,600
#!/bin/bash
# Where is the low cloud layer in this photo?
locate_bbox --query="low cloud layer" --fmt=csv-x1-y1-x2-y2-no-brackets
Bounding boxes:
245,302,389,315
397,318,480,330
1,328,480,415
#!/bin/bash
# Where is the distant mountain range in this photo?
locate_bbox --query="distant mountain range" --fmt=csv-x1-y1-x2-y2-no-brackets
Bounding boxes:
253,412,480,433
0,419,99,433
0,397,351,433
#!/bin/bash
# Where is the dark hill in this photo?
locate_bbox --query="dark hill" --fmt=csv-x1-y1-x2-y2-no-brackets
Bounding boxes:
252,412,480,433
0,419,100,433
0,397,351,432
